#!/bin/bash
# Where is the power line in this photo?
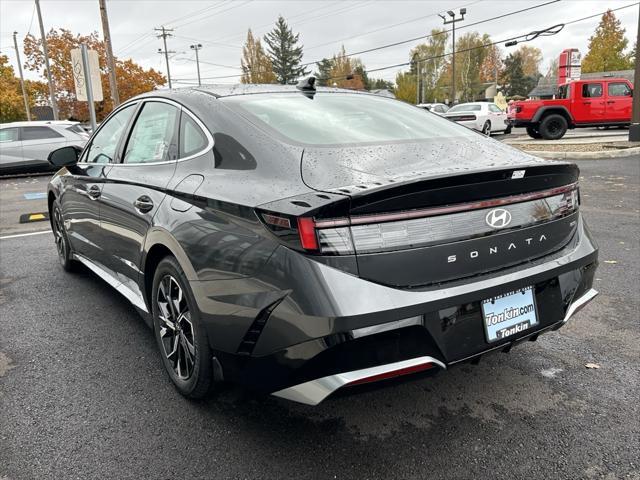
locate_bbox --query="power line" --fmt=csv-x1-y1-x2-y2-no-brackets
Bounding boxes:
179,0,562,81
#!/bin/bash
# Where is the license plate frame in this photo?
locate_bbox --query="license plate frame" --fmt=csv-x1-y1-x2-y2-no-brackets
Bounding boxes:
481,287,539,343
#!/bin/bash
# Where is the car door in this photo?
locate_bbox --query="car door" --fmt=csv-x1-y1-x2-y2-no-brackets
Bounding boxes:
58,103,138,260
20,126,68,168
488,104,507,131
99,99,180,286
606,81,633,122
0,127,22,171
574,82,606,123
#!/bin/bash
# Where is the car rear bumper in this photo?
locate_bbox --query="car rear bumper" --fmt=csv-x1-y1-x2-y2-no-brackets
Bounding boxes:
507,119,533,127
198,215,598,404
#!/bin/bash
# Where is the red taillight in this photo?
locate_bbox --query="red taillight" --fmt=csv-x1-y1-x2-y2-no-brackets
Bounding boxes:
346,362,435,386
297,217,319,251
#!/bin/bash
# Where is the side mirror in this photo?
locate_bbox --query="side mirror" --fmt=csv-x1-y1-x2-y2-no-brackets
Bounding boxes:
48,145,82,167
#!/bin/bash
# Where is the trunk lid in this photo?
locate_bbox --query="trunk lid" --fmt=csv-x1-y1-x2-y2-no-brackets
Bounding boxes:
300,139,580,287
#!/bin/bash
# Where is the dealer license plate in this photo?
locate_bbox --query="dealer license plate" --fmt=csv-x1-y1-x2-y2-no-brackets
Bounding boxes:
481,287,538,343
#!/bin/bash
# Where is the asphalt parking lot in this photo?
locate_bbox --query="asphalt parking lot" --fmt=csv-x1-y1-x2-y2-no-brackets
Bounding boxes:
0,156,638,479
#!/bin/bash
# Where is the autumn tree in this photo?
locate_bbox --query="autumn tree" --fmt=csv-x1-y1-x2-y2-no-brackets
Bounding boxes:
23,28,166,121
0,54,47,122
322,46,365,90
517,45,543,77
394,71,417,104
582,10,634,73
442,32,492,102
240,29,276,84
479,43,502,83
264,16,308,84
410,29,448,102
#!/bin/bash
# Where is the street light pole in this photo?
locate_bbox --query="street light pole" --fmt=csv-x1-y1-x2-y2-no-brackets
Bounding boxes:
35,0,59,120
440,8,466,105
190,43,203,86
12,31,31,121
629,4,640,142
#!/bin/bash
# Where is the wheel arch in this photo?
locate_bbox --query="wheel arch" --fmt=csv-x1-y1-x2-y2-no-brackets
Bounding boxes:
141,228,199,311
532,106,574,125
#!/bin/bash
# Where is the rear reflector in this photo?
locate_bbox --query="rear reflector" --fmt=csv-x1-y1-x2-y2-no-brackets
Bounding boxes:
346,362,435,386
297,217,319,250
262,213,291,229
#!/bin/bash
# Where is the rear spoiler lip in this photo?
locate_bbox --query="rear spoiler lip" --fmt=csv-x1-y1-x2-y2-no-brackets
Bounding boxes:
313,162,573,199
314,182,579,228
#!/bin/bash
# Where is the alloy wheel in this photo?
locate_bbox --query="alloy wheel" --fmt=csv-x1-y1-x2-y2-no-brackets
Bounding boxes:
156,275,195,380
52,207,66,261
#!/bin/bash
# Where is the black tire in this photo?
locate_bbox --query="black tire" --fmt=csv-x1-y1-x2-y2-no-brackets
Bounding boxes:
152,256,213,399
526,126,543,139
481,121,491,136
51,201,78,272
538,114,568,140
504,125,512,135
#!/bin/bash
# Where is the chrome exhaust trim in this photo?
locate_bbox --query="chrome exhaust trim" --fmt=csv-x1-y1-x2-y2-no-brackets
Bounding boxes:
562,288,598,324
271,356,446,406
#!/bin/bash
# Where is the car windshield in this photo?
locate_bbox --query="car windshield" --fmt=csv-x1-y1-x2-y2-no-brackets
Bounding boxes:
448,104,481,112
223,93,475,146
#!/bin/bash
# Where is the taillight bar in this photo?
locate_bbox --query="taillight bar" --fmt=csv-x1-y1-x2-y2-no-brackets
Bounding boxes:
315,182,578,228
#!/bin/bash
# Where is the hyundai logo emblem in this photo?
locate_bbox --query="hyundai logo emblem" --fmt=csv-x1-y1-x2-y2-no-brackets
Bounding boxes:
485,208,512,228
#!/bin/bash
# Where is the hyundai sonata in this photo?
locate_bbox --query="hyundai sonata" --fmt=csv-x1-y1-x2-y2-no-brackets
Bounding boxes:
47,79,598,405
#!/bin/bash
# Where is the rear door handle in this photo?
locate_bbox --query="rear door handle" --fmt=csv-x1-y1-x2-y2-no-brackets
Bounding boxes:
606,100,615,104
134,195,154,213
88,185,101,200
582,101,591,104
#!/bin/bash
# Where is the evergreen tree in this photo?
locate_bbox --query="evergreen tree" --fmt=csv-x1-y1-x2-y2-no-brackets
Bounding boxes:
314,58,334,86
264,16,309,84
370,78,394,91
241,29,276,84
582,10,634,73
500,53,531,98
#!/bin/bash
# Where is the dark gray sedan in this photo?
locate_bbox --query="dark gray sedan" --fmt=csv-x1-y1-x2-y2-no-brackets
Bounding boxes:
46,80,598,405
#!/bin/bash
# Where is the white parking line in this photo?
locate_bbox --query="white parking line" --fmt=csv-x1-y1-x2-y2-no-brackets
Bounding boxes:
0,230,52,240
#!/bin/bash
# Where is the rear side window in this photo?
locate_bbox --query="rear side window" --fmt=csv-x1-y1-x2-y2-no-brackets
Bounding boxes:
448,104,481,112
179,113,208,158
608,82,632,97
582,83,603,98
21,126,63,140
489,104,503,113
124,102,180,164
0,128,19,142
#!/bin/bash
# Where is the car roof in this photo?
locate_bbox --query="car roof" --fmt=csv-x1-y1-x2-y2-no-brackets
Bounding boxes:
0,120,78,128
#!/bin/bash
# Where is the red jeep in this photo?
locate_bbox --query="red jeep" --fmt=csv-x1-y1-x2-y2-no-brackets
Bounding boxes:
507,78,633,139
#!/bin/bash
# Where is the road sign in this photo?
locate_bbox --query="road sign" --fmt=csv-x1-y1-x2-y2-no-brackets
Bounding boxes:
71,48,103,102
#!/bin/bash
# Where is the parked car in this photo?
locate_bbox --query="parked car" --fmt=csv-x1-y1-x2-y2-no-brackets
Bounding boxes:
444,102,511,135
46,80,598,405
0,121,88,174
507,78,633,139
417,103,450,115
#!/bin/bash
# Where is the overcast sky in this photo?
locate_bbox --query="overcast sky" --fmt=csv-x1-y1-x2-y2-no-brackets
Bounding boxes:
1,0,638,88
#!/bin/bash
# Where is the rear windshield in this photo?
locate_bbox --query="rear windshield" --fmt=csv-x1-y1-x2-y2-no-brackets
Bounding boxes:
222,93,474,146
448,103,481,112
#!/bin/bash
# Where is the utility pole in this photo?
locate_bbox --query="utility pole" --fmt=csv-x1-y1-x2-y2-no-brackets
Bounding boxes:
629,4,640,142
440,8,466,105
80,44,97,132
12,31,31,121
99,0,119,107
155,26,174,89
35,0,58,120
190,43,203,86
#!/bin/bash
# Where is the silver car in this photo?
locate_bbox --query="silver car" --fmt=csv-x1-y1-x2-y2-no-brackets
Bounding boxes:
0,121,89,174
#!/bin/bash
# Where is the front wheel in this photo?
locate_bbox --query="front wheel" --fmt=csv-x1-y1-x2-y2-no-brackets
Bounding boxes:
481,121,491,136
51,202,78,272
152,256,213,399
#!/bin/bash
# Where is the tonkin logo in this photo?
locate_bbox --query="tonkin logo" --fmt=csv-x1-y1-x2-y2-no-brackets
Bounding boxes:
485,208,512,229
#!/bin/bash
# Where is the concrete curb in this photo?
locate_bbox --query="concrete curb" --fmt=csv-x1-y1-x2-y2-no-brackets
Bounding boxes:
520,147,640,160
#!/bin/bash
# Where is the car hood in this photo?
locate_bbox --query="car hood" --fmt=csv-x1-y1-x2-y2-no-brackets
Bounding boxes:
300,136,548,192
